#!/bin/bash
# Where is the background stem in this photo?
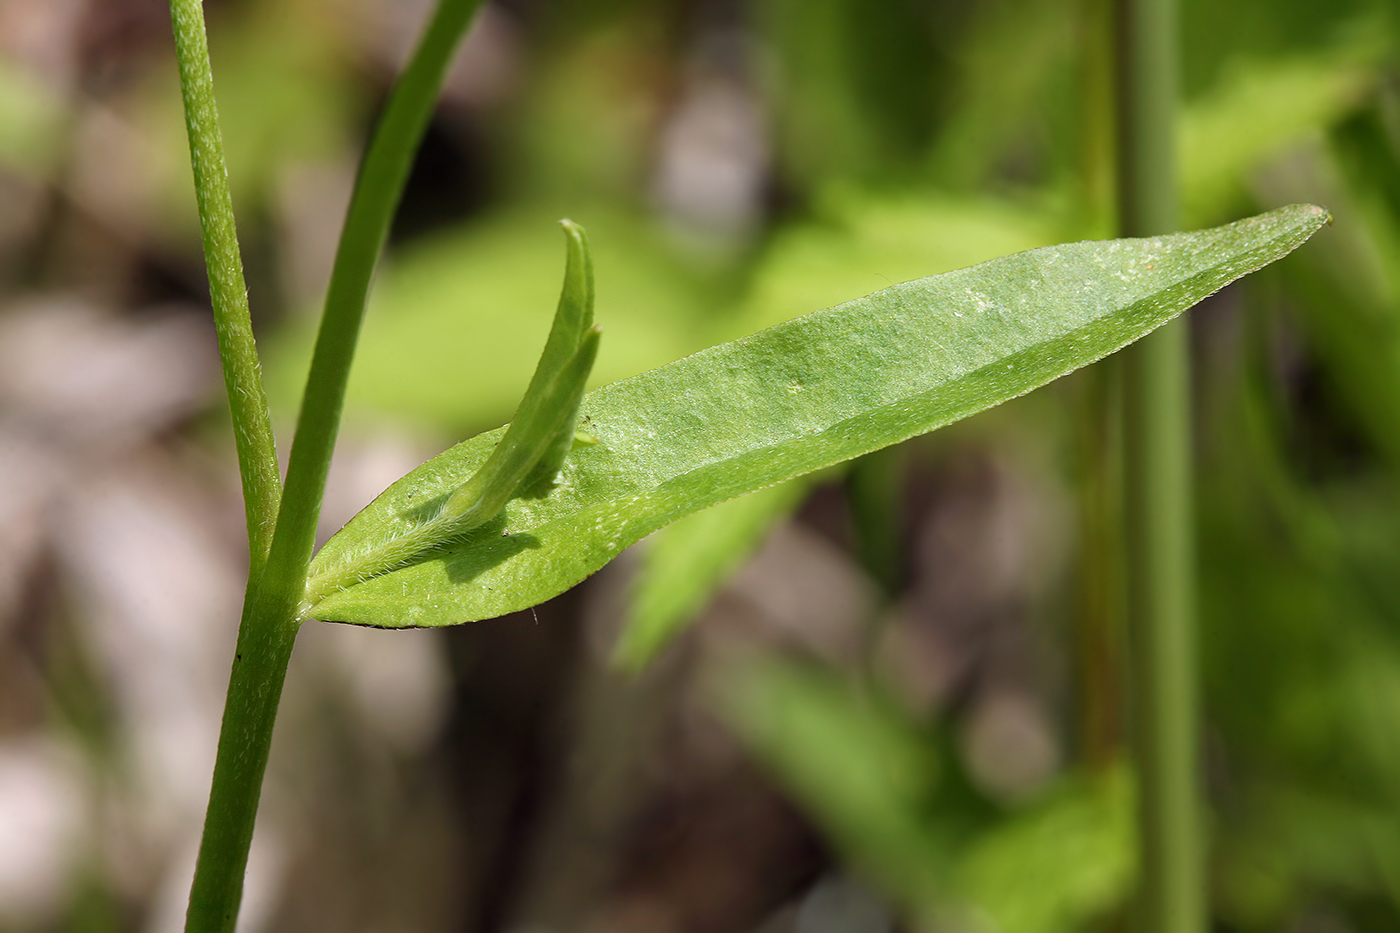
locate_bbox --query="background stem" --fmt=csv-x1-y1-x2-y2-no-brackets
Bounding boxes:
848,447,905,600
848,447,905,683
168,0,281,572
182,1,485,929
1076,360,1125,772
1114,0,1205,931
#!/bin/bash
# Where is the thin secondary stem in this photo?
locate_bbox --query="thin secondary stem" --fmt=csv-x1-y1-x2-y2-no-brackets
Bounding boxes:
848,446,905,683
1076,361,1125,771
1114,1,1204,932
848,447,904,600
1074,0,1125,776
169,0,281,572
183,2,484,929
274,0,485,582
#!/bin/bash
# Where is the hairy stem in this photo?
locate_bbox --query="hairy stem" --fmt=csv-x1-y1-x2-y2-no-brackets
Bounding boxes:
182,600,299,933
183,1,484,929
168,0,281,572
1114,0,1205,931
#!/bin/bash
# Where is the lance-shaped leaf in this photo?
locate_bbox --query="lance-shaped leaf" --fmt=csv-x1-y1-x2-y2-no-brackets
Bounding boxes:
304,204,1328,627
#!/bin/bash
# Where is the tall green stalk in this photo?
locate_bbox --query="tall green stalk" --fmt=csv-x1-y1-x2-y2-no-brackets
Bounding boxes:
171,1,484,929
1114,1,1204,932
1074,0,1125,777
169,0,281,573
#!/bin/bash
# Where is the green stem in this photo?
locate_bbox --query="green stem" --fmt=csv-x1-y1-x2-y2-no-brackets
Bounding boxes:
183,2,484,929
847,447,904,682
1075,0,1124,778
183,600,299,933
169,0,281,572
1114,1,1204,932
274,0,485,578
1076,361,1125,772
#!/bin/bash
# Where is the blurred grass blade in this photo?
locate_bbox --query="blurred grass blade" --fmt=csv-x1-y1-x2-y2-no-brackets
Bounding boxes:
953,767,1136,933
1179,52,1373,225
722,659,946,914
1264,131,1400,467
614,476,814,671
304,205,1328,628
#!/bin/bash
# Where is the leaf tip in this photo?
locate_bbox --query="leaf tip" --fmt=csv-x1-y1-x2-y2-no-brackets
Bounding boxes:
558,217,589,244
1292,202,1331,229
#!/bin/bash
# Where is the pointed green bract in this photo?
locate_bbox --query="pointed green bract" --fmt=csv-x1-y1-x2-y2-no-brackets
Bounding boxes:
522,219,597,496
301,226,600,608
441,327,601,528
305,205,1328,628
448,219,597,521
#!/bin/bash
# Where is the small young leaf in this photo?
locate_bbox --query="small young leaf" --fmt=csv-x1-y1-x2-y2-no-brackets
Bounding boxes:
450,219,596,515
304,205,1328,627
519,219,596,496
301,225,598,605
439,327,601,528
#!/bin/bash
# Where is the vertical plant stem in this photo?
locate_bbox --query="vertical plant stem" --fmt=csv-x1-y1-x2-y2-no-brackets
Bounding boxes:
848,446,904,599
848,446,905,682
169,0,281,572
183,2,484,930
182,600,299,933
1114,1,1204,932
1076,361,1125,771
1075,0,1125,775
